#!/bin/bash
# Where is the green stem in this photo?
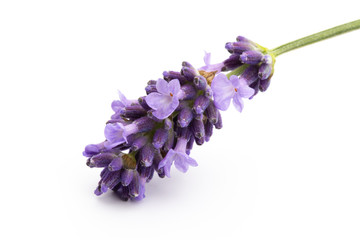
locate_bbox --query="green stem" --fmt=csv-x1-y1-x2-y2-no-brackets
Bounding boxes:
271,19,360,56
226,65,248,78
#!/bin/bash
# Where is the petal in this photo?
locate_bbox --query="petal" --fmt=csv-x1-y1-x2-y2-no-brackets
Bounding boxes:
159,150,174,168
203,51,211,66
111,100,124,112
156,78,170,95
173,153,189,173
104,123,125,146
145,92,172,110
185,156,198,167
118,90,129,105
152,97,179,119
229,75,241,89
233,93,244,113
237,78,255,98
168,79,181,96
163,161,172,178
211,74,234,111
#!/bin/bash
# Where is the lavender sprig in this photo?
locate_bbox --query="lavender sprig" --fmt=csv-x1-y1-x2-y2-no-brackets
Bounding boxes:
84,19,360,201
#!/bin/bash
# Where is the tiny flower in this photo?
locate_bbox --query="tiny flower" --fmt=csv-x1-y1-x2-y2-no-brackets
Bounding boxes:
199,52,225,73
111,91,132,112
145,79,182,119
104,123,126,149
159,137,198,177
111,91,137,119
211,73,255,112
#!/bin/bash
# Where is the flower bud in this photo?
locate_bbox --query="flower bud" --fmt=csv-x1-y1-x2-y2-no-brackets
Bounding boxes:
240,50,264,65
131,135,149,151
205,101,218,124
191,118,205,140
87,152,118,168
102,170,122,189
178,107,194,128
258,55,273,80
138,96,151,111
139,144,155,167
223,54,243,71
193,95,210,115
153,149,163,170
179,84,197,100
181,66,198,81
120,106,147,119
226,41,255,54
121,169,134,186
193,75,207,90
163,71,187,84
214,113,223,129
153,128,168,149
108,157,123,171
204,120,213,142
240,65,259,85
259,78,271,92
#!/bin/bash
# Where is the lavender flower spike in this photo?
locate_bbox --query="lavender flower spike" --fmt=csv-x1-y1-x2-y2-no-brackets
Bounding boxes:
145,78,183,119
159,137,198,177
211,73,255,112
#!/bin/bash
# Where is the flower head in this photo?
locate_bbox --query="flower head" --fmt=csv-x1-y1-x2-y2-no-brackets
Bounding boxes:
211,73,254,112
145,79,182,119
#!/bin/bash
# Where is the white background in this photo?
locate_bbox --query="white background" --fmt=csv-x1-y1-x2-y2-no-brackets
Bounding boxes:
1,0,360,239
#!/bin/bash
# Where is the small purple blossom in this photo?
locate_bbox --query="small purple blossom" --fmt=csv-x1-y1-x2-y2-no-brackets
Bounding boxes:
211,73,254,112
111,91,137,119
159,137,198,177
145,79,182,119
104,123,126,149
199,52,225,73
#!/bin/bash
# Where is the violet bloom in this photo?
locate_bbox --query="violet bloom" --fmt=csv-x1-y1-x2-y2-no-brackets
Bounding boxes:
211,73,254,112
111,91,137,119
104,123,126,149
199,52,224,73
145,79,182,119
159,137,198,177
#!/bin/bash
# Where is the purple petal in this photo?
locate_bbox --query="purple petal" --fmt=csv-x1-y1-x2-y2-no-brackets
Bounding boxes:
145,92,172,110
173,153,189,173
168,79,181,97
104,123,125,147
156,78,170,95
118,90,129,106
163,161,172,178
211,73,234,111
230,76,255,98
159,150,174,169
233,93,244,112
203,51,211,66
111,100,125,112
153,97,179,119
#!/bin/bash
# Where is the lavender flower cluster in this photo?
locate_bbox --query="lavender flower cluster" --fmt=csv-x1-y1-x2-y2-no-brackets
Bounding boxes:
83,36,275,201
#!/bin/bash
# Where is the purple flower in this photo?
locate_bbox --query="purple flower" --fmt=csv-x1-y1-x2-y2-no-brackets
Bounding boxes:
145,79,182,119
158,138,198,177
104,123,126,149
211,73,254,112
111,91,137,119
199,52,225,73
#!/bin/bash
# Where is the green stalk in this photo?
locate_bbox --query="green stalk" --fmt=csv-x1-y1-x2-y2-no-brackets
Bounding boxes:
271,19,360,56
